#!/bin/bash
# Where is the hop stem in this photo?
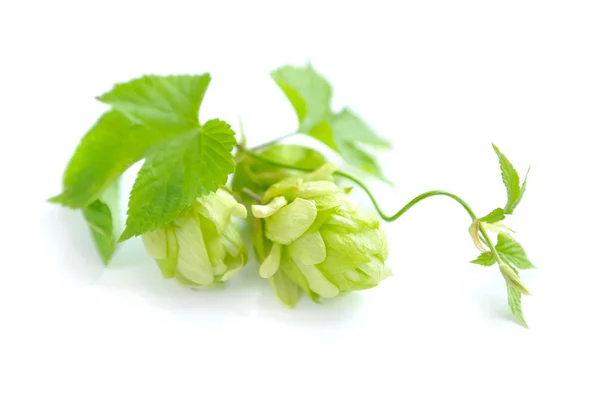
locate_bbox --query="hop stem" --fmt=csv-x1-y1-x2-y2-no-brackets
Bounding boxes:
334,170,477,222
237,144,497,255
241,188,263,203
237,145,478,220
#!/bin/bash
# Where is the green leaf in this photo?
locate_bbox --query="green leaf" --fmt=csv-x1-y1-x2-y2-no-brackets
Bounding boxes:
271,64,332,135
340,142,387,180
471,251,496,266
302,111,391,180
51,75,214,209
271,65,390,181
81,180,121,265
507,284,528,328
98,74,211,131
329,109,391,180
492,144,522,214
479,208,506,223
330,109,391,149
472,233,533,268
49,111,164,208
120,119,236,241
495,233,535,270
513,166,531,212
307,119,337,149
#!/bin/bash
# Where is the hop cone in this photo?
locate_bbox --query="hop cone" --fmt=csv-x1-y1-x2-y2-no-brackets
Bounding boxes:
142,189,248,288
252,163,392,306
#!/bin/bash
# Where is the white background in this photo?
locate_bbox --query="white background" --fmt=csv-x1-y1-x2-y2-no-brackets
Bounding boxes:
1,1,599,411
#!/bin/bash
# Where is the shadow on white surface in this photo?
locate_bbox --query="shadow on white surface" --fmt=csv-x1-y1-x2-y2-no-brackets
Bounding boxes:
81,230,366,329
43,207,108,282
478,293,515,323
254,285,365,329
43,205,526,329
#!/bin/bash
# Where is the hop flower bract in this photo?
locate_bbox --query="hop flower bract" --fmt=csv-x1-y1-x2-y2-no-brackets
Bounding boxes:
142,189,248,288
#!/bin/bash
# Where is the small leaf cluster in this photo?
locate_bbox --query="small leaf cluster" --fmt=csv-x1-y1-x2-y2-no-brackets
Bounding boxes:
470,145,534,327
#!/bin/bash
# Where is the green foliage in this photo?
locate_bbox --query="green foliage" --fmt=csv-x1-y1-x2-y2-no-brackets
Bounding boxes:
271,65,332,135
471,251,495,266
82,181,121,265
97,74,211,131
52,74,235,262
120,120,236,241
49,110,163,208
496,233,535,270
464,145,534,326
507,284,528,328
492,144,529,214
271,64,391,180
479,208,506,223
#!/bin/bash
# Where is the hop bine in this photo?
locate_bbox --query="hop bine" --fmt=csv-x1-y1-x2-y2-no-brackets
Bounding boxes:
49,66,536,328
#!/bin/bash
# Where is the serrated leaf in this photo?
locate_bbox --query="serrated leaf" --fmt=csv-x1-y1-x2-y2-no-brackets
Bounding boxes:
98,74,210,131
507,284,528,328
492,144,522,214
330,109,391,149
300,110,391,180
513,166,530,212
271,64,332,135
308,119,337,149
271,65,390,181
471,251,496,266
120,119,236,241
479,208,506,223
81,180,121,265
330,110,391,180
49,111,164,208
495,233,535,270
337,140,388,180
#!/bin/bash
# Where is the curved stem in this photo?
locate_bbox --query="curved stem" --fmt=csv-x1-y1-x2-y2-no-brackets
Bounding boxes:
241,188,263,203
338,169,501,262
334,170,477,222
479,226,502,263
237,145,479,224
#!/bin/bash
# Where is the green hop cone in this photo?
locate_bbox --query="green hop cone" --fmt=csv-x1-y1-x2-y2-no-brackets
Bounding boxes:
251,163,392,307
142,189,248,288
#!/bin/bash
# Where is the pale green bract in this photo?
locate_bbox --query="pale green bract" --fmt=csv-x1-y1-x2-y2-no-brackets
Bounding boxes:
251,163,392,306
142,189,248,288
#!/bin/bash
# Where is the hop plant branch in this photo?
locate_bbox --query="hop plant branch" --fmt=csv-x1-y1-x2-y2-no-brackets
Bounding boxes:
237,144,478,222
50,65,535,329
236,143,533,327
